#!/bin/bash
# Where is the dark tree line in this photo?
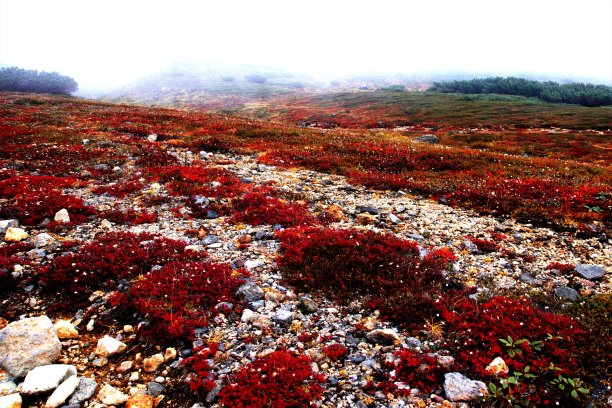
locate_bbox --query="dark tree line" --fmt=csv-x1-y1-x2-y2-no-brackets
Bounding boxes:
431,76,612,107
0,67,78,95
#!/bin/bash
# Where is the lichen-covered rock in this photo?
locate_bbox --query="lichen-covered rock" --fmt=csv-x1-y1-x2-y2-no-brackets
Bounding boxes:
54,321,78,340
4,228,28,243
575,264,605,280
68,377,97,405
97,384,128,405
126,393,154,408
0,316,62,377
142,354,164,373
484,357,509,376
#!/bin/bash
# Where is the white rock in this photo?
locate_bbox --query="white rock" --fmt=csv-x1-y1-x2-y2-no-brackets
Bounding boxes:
21,364,77,395
4,227,28,242
97,384,128,405
147,134,158,142
94,336,126,357
0,393,21,408
0,382,17,397
35,233,55,248
100,219,112,229
0,220,18,234
45,375,79,408
53,209,70,224
485,357,509,376
241,309,254,323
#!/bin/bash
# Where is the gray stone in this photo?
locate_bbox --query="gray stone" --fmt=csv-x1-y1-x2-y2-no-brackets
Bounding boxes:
68,377,98,405
520,273,543,286
272,310,293,326
387,213,402,224
575,264,605,280
0,316,62,377
201,235,219,246
21,364,76,395
146,382,165,397
444,372,488,401
554,286,579,301
236,282,264,302
35,233,55,248
299,297,318,313
414,134,439,144
405,337,422,349
463,240,479,253
45,375,79,408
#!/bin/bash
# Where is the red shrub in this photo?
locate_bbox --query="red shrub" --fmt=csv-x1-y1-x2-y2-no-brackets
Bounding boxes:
217,350,325,408
547,262,576,274
0,191,96,225
0,175,81,198
0,242,34,294
145,165,244,199
111,261,245,341
39,232,200,305
231,190,318,227
182,343,220,393
323,344,349,362
92,180,143,198
438,295,586,405
101,208,157,225
391,350,450,393
134,145,179,166
277,227,455,327
466,236,500,253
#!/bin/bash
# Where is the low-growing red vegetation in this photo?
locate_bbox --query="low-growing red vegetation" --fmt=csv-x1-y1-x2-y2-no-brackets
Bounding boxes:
38,232,200,306
466,236,500,253
182,343,220,393
438,295,586,405
323,344,349,362
217,349,325,408
92,180,143,198
277,227,455,327
0,242,33,294
230,189,318,227
0,190,96,225
390,349,450,394
101,208,157,225
111,261,245,341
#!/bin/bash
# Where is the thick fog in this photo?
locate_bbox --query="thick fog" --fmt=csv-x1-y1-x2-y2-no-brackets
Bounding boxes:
1,0,611,93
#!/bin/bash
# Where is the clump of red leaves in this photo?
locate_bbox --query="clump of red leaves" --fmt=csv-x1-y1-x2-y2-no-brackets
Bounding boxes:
0,242,33,294
217,349,325,408
144,165,244,199
323,344,349,362
438,295,585,405
0,190,96,226
277,227,455,328
231,188,318,227
547,262,576,274
38,232,199,307
182,343,220,393
390,350,450,394
110,261,245,341
92,180,143,198
101,207,157,225
466,236,500,253
0,175,81,198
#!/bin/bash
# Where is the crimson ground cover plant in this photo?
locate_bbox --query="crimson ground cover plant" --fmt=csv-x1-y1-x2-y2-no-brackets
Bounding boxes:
110,261,245,341
0,175,81,198
390,349,450,394
230,188,318,227
92,180,143,198
438,295,586,405
39,231,201,305
0,190,96,225
277,227,455,327
100,207,157,225
0,242,33,294
182,342,220,393
217,349,325,408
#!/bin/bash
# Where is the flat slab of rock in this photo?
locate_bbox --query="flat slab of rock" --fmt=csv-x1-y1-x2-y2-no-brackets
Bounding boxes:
575,264,605,280
45,375,79,408
21,364,76,395
0,393,21,408
444,372,488,401
68,377,97,405
0,316,62,377
413,134,439,144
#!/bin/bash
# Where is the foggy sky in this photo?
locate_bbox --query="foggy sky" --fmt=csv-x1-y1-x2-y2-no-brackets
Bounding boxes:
1,0,611,93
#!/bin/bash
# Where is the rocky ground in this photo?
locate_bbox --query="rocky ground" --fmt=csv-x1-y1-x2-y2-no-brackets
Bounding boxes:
1,146,610,408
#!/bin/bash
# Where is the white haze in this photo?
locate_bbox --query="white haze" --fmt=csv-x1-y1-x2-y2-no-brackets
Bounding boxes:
1,0,611,93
